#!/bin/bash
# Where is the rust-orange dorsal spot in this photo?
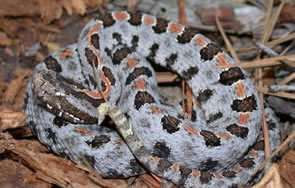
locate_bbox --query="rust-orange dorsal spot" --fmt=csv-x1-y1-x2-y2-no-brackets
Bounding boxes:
233,167,242,173
235,82,246,98
194,35,207,46
143,16,156,25
183,125,200,136
217,132,232,140
214,173,223,178
75,127,91,136
151,156,160,162
238,113,249,125
113,12,129,21
59,48,73,59
151,105,163,114
216,53,228,65
127,58,138,67
192,170,201,176
172,164,180,170
135,78,146,90
249,151,257,158
168,24,183,34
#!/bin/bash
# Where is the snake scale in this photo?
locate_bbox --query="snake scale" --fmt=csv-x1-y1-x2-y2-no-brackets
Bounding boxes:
24,12,280,187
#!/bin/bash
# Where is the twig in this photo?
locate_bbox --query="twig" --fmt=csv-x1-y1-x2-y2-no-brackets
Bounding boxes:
215,16,240,64
253,41,295,68
280,72,295,85
214,55,295,69
257,87,295,99
267,85,295,92
91,60,108,102
233,33,295,53
253,41,279,56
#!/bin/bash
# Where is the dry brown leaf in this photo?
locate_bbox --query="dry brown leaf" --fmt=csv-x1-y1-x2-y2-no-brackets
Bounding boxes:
39,0,63,23
9,139,135,188
252,163,283,188
71,0,87,15
84,0,109,8
0,108,26,131
2,68,32,104
139,174,161,188
11,140,93,187
280,3,295,23
0,159,49,188
0,0,40,17
0,32,12,46
215,55,295,69
0,132,15,154
279,150,295,187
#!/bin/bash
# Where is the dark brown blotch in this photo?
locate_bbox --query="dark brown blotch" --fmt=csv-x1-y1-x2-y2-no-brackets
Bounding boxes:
222,171,236,178
146,43,159,63
161,115,181,134
200,43,222,61
134,91,155,110
219,67,245,86
165,53,178,69
113,47,131,65
197,89,214,103
152,141,171,158
90,34,100,50
131,35,139,51
128,12,143,26
87,74,97,89
85,135,111,149
98,12,115,27
200,130,221,147
253,140,264,151
200,171,212,184
85,47,98,67
182,66,199,80
231,95,257,112
102,66,116,85
112,32,122,44
125,67,152,85
152,18,168,34
240,158,255,169
200,158,219,171
207,112,223,124
177,27,198,44
178,167,193,185
44,56,62,72
100,66,116,91
226,124,249,139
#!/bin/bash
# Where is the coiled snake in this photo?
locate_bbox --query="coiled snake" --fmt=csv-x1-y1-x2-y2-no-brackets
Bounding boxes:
24,12,280,187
